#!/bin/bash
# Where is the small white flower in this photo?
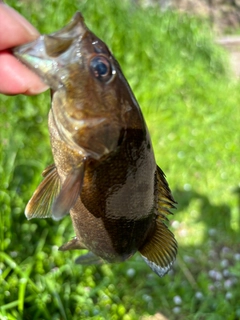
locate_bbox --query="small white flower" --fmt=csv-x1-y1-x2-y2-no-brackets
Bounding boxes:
225,292,233,300
221,247,230,255
173,295,182,305
209,270,222,281
224,279,233,289
223,269,230,277
172,220,180,229
221,259,229,268
126,268,135,277
195,292,203,300
234,253,240,261
173,307,181,314
183,183,191,191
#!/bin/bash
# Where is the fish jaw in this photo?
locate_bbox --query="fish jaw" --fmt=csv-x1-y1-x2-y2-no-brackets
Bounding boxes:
13,12,88,91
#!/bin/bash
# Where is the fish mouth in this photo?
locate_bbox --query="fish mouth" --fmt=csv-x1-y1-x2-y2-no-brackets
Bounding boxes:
13,12,88,90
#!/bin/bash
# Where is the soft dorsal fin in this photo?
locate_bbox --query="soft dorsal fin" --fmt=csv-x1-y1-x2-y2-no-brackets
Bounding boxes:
156,165,177,216
139,219,177,277
25,164,61,220
52,163,85,221
59,236,86,251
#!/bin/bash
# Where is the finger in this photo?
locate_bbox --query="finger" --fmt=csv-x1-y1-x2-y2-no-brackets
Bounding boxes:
0,4,48,95
0,3,39,50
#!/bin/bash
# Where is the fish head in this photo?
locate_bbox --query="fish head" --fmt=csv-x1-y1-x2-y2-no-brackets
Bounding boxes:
14,13,115,91
14,12,140,158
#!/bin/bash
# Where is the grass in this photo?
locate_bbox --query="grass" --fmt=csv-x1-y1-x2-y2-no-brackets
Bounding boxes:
1,0,240,319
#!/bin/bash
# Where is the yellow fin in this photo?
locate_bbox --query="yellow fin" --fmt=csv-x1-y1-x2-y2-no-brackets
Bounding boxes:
42,163,56,177
139,219,177,277
52,163,84,221
59,236,86,251
156,165,177,215
25,164,61,220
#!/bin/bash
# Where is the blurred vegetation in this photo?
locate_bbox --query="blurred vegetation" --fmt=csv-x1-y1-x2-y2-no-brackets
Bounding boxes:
1,0,240,319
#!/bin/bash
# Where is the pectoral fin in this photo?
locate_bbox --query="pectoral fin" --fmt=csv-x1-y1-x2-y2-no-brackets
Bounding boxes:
59,236,86,251
52,163,84,221
139,219,177,277
25,164,61,220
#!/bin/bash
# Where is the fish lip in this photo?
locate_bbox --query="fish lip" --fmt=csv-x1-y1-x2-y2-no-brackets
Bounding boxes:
13,36,63,90
12,12,89,90
13,36,46,59
13,12,87,59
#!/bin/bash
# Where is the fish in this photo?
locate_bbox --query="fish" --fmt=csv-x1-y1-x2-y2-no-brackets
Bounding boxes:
13,12,177,277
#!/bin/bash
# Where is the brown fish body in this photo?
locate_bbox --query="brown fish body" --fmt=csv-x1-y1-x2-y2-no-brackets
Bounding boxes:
14,13,177,276
48,66,156,261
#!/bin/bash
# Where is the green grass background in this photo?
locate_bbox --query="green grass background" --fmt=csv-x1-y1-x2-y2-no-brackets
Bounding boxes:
0,0,240,319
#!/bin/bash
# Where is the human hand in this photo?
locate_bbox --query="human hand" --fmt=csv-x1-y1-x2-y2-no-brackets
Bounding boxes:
0,3,48,95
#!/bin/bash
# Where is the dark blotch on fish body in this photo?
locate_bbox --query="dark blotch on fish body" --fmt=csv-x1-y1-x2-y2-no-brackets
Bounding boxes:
13,12,177,277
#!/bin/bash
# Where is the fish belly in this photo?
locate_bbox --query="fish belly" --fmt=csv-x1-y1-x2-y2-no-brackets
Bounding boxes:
70,198,154,262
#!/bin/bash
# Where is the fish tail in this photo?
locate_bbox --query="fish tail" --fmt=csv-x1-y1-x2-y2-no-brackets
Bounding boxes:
139,219,177,277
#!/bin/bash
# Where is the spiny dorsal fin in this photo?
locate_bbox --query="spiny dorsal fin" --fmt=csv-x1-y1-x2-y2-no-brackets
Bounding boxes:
52,163,84,221
139,219,178,277
156,165,177,216
59,236,86,251
25,164,61,220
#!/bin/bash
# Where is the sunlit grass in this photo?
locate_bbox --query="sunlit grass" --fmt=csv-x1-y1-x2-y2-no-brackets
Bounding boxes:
1,0,240,319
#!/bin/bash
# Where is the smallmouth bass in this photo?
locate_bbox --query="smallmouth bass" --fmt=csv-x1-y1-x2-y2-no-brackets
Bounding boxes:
13,12,177,277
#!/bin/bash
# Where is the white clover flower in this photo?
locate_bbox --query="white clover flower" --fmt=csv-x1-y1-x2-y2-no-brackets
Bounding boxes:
173,295,182,305
195,292,203,300
126,268,136,278
173,307,181,314
225,292,233,300
221,259,229,268
234,253,240,261
224,279,233,289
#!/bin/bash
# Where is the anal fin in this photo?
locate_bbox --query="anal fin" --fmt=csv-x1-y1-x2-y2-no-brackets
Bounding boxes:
75,252,103,265
59,237,103,265
139,219,177,277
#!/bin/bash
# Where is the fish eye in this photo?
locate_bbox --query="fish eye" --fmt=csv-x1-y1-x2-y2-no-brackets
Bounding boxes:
89,56,113,82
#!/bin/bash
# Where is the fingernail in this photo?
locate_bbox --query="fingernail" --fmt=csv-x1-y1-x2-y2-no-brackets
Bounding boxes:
27,84,49,95
1,4,39,38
